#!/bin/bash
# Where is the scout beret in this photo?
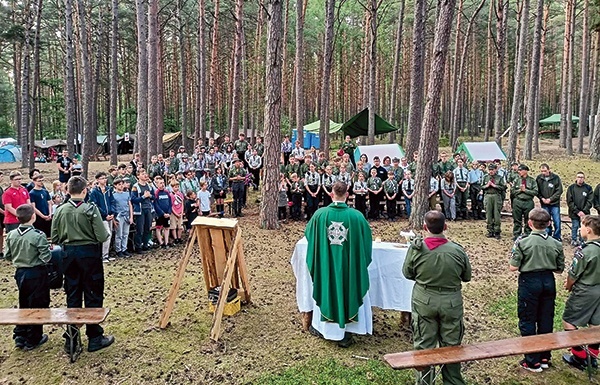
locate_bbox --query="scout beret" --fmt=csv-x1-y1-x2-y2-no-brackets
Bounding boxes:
518,164,529,171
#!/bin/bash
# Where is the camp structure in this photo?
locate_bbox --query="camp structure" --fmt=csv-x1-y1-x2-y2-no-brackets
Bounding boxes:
455,142,506,162
539,114,579,125
291,120,342,149
341,108,397,138
0,138,17,147
34,139,68,150
303,120,343,134
0,144,22,163
353,143,405,163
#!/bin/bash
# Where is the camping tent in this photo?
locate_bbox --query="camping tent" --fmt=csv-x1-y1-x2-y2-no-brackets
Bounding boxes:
353,144,405,163
34,139,68,149
539,114,579,125
0,138,17,147
0,145,22,162
303,120,343,134
341,108,397,138
456,142,506,162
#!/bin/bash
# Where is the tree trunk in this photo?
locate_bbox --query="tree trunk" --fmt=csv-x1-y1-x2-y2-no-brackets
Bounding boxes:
507,0,530,163
208,0,220,139
177,0,189,151
295,0,306,146
565,0,575,155
559,0,574,151
388,0,405,144
493,0,508,145
230,0,244,139
524,0,543,160
367,0,377,145
135,0,149,164
410,0,457,228
534,4,549,155
20,2,33,169
147,0,159,162
451,0,485,151
76,0,95,178
196,0,206,144
588,32,600,149
28,0,43,170
64,0,77,154
405,0,427,157
591,86,600,160
109,0,119,164
577,0,590,154
319,0,336,157
260,0,283,230
483,0,495,141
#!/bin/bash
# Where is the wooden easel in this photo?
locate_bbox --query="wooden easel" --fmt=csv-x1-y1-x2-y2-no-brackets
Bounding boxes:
159,217,251,341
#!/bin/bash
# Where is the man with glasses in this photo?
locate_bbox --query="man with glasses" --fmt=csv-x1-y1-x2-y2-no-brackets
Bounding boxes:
29,174,52,237
2,171,31,233
566,172,593,247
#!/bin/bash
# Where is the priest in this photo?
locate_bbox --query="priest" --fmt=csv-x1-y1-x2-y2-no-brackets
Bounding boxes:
304,181,373,347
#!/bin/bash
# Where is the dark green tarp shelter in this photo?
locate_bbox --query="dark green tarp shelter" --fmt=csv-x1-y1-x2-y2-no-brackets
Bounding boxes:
539,114,579,125
341,108,397,138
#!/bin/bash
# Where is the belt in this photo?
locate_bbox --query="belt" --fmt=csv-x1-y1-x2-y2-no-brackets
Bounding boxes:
417,283,460,292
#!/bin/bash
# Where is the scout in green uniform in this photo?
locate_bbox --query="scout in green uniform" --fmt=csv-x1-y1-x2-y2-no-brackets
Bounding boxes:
51,176,114,353
566,172,594,246
383,171,398,221
403,211,472,385
366,168,383,219
5,204,51,350
341,135,356,167
562,215,600,370
228,159,247,217
254,136,265,157
507,162,520,188
509,208,564,372
289,173,305,220
483,163,506,239
511,164,539,240
234,133,249,167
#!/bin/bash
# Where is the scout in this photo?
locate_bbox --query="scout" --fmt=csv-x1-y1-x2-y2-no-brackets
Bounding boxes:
228,159,247,217
509,208,564,372
51,176,114,353
366,167,383,219
566,172,594,247
510,164,538,240
453,158,470,220
482,163,506,239
5,204,51,350
562,215,600,370
403,210,472,385
383,171,398,221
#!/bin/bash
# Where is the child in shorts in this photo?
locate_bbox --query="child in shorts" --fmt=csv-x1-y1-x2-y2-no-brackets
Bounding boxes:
153,177,172,248
170,181,184,243
562,215,600,369
184,191,199,230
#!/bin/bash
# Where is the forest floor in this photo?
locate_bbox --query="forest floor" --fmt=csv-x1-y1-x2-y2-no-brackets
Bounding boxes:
0,138,599,384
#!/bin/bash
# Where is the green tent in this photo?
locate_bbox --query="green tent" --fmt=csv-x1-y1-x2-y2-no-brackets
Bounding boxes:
341,108,398,138
303,120,342,134
539,114,579,125
456,142,506,162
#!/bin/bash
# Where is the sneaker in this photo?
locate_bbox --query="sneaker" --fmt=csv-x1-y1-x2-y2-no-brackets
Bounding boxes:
102,257,111,263
519,359,542,373
88,335,115,352
337,333,355,348
540,358,551,369
562,353,587,371
486,233,495,238
122,251,132,257
134,249,147,255
116,252,124,258
14,336,26,349
23,334,48,351
160,244,167,249
494,233,502,240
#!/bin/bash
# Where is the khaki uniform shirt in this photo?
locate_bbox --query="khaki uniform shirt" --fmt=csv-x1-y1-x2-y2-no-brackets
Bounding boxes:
5,225,51,268
510,231,565,273
51,200,110,246
569,239,600,286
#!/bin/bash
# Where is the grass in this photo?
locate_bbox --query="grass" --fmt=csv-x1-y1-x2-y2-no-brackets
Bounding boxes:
0,140,598,384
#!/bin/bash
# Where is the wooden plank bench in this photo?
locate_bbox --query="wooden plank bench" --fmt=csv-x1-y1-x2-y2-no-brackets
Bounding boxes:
0,308,110,362
384,328,600,381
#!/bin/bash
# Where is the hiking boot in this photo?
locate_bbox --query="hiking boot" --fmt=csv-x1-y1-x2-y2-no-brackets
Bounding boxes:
494,233,502,240
23,334,48,351
14,336,26,349
540,358,551,369
519,359,542,373
337,333,355,348
88,335,115,352
563,353,587,371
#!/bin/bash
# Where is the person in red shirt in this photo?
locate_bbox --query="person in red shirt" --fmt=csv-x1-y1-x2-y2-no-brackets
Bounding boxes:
2,171,31,232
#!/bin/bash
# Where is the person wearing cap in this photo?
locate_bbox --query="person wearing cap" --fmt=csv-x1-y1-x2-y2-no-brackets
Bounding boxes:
178,153,192,174
482,163,506,239
452,158,470,220
510,164,538,240
3,171,31,233
229,158,247,217
536,163,563,240
176,145,186,159
566,172,594,247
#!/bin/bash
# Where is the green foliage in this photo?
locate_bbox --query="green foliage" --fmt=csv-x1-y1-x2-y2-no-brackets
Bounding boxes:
0,72,15,137
252,358,412,385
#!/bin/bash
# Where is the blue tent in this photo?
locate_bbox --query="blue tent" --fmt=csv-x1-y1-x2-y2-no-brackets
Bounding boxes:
0,145,22,162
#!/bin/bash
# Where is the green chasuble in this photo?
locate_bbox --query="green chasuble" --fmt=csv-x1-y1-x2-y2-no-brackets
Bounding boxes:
305,202,373,328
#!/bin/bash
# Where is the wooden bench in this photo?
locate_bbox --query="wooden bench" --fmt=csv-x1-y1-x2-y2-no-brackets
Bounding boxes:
224,198,234,216
0,308,111,362
384,328,600,381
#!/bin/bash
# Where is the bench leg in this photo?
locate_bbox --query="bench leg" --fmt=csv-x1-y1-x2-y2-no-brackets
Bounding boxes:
416,365,443,385
64,325,83,363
